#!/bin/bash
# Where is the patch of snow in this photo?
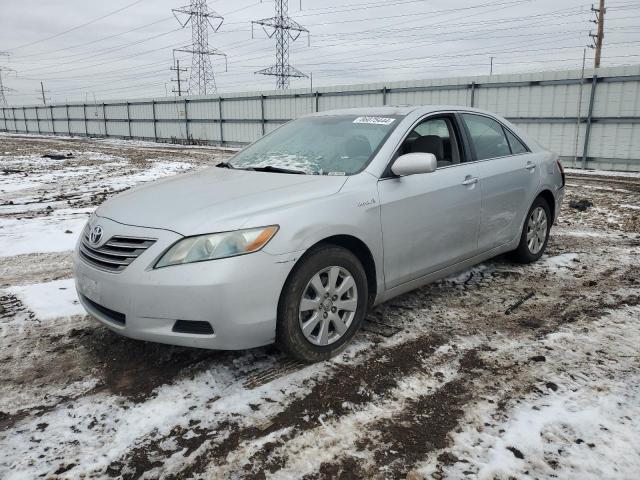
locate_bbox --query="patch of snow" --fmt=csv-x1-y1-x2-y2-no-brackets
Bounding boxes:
619,203,640,210
0,209,90,257
565,168,640,178
536,252,579,271
425,306,640,480
7,278,84,320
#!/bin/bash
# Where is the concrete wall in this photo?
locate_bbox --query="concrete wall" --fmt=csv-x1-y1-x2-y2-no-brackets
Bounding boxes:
2,65,640,171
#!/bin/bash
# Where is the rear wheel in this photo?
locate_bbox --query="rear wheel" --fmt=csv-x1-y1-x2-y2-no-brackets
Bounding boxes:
511,196,551,264
277,245,368,362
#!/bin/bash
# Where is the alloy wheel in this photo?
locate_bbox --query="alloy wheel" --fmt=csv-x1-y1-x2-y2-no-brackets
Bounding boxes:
527,206,548,255
298,266,358,346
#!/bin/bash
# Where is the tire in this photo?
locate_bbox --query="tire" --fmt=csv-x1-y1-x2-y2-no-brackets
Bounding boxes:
276,244,368,363
511,196,552,264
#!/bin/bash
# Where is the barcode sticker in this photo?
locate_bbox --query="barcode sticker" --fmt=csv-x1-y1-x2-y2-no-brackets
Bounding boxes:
353,116,396,125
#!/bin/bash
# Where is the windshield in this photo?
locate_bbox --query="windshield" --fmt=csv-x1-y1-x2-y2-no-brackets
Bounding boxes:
228,115,401,175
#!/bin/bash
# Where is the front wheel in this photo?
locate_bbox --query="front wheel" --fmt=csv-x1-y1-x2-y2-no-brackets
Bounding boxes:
276,245,368,363
511,196,551,264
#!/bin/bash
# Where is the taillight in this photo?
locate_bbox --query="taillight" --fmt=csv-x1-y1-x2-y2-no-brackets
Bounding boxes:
556,159,565,187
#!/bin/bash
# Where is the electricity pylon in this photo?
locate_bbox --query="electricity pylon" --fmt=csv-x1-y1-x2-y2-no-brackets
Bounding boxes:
172,0,227,95
0,67,16,107
252,0,310,90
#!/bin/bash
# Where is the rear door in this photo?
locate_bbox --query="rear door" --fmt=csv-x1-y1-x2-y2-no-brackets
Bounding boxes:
460,113,540,252
378,113,481,289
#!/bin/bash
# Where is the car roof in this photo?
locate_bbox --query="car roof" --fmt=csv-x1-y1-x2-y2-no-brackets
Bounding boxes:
311,105,493,117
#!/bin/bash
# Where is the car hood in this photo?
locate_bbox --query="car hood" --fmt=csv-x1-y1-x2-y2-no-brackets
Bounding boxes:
96,166,348,235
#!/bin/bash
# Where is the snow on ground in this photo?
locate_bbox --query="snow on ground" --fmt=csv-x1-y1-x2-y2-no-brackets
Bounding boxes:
565,167,640,178
7,278,83,320
0,134,639,479
0,209,90,257
430,306,640,480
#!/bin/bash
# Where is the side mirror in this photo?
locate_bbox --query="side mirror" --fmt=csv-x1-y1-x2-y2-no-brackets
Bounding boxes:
391,152,437,177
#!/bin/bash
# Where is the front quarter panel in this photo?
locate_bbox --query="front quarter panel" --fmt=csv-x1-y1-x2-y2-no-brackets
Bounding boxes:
260,172,385,293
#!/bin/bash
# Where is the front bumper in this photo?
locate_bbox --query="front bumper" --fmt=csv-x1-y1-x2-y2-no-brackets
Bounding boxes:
74,216,298,350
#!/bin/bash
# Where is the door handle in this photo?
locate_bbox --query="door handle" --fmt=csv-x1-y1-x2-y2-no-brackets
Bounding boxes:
525,162,536,171
461,176,479,186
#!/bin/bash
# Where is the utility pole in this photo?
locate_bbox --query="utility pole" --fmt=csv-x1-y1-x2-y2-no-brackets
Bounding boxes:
252,0,310,90
589,0,606,68
171,59,188,96
489,56,494,76
40,81,47,105
173,0,227,95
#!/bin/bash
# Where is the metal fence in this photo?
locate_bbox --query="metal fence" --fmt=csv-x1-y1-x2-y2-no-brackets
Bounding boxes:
2,65,640,171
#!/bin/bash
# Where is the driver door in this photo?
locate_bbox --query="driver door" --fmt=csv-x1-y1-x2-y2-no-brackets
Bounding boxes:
377,114,481,289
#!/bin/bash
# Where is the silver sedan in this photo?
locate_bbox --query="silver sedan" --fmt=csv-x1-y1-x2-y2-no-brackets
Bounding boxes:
74,106,565,362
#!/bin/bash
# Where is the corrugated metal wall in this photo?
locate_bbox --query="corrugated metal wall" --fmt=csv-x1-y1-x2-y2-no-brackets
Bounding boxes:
2,65,640,171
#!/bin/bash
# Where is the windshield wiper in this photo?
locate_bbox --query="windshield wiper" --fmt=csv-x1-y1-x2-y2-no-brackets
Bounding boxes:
215,161,234,169
248,165,306,175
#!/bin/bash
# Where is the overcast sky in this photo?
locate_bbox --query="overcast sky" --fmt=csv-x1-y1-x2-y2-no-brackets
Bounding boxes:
1,0,639,105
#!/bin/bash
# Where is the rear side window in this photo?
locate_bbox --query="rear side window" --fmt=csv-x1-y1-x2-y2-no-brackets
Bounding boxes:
505,129,528,154
462,113,511,160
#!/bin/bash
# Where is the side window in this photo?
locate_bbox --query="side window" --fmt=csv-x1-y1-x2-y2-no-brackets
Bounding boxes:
400,117,462,168
462,113,511,160
505,129,528,154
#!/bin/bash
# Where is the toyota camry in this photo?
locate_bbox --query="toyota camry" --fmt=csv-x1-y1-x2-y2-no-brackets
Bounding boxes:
74,106,565,362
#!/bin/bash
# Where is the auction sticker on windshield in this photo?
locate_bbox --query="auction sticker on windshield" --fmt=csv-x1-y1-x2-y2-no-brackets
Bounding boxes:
353,116,396,125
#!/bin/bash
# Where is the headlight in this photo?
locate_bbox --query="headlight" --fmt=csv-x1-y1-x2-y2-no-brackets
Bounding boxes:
155,225,279,268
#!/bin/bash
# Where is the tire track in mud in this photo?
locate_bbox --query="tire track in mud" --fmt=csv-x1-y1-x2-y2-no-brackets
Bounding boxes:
172,246,640,478
107,334,450,479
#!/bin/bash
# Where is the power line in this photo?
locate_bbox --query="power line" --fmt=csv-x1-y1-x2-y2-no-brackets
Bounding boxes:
8,0,147,52
252,0,310,89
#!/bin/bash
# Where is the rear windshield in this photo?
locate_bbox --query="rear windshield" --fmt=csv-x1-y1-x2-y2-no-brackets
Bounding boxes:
229,115,401,175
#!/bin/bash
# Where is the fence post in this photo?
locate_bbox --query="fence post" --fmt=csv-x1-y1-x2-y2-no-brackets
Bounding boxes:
23,107,28,133
66,104,71,136
382,86,387,106
470,82,476,108
50,105,55,135
102,103,108,137
260,94,265,136
83,103,88,136
315,91,319,112
184,99,189,142
218,97,224,146
151,100,157,142
12,107,16,132
126,101,132,138
35,106,41,134
581,74,598,170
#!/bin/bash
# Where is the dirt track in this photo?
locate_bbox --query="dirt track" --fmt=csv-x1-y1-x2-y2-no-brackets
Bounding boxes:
1,133,639,479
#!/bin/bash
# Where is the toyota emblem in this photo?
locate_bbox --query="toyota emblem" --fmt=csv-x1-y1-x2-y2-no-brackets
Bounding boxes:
90,225,103,245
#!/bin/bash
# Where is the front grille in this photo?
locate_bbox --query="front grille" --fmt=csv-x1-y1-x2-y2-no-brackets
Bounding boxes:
80,225,156,272
81,294,126,325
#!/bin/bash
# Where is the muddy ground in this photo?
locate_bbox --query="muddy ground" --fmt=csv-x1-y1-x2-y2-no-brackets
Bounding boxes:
0,133,639,479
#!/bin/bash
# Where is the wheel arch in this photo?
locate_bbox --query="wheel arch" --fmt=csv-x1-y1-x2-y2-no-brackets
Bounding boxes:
537,189,556,223
281,234,379,308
